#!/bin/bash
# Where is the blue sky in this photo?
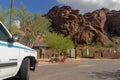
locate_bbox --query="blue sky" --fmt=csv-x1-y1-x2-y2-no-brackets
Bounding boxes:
0,0,120,14
0,0,63,14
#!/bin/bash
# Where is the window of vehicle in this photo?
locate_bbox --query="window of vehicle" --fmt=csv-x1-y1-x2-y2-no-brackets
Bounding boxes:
0,23,10,42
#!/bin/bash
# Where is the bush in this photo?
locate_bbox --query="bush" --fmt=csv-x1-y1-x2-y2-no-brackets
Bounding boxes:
45,32,74,54
105,43,115,48
95,42,103,48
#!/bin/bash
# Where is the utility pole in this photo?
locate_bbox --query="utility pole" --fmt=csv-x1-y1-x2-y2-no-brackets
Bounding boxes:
9,0,14,32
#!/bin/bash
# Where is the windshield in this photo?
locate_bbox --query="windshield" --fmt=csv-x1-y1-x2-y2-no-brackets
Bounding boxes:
0,23,10,41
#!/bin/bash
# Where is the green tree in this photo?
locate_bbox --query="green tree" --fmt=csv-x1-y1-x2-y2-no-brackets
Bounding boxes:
0,4,51,44
45,32,74,54
10,23,24,37
20,13,51,43
17,3,32,23
11,4,51,43
33,14,51,35
11,26,20,34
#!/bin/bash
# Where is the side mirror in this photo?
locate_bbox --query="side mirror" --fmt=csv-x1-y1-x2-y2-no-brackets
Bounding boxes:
8,34,19,43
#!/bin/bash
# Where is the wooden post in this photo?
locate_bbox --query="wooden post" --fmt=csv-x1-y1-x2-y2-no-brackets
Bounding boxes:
9,0,14,32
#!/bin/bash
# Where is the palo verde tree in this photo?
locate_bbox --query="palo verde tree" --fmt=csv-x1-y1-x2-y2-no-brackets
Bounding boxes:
10,4,51,43
20,13,51,43
33,14,51,35
0,4,51,44
0,6,23,35
0,4,51,42
45,32,74,55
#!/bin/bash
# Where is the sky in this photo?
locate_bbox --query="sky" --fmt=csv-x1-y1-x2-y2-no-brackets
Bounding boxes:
0,0,63,14
0,0,120,14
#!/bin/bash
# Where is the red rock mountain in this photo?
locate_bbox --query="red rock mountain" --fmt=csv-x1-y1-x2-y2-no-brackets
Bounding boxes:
46,6,120,45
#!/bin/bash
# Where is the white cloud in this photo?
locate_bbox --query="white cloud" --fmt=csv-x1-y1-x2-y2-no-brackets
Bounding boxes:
57,0,120,13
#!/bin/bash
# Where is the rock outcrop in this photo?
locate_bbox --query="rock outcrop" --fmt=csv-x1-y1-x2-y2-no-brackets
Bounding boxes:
106,10,120,36
46,6,120,45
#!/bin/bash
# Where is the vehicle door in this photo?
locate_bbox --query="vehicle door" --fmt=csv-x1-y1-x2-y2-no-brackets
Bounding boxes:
0,23,19,78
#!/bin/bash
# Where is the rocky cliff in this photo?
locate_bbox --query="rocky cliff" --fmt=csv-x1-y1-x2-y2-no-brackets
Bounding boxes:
46,6,120,45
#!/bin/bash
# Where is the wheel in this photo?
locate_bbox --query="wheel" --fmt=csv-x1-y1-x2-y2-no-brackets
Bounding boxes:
18,58,30,80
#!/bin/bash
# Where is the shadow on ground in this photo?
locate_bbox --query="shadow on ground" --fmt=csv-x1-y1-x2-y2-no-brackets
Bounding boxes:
5,78,18,80
91,70,120,80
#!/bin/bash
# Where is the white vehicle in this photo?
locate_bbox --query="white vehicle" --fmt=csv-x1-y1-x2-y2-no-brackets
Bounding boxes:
0,21,37,80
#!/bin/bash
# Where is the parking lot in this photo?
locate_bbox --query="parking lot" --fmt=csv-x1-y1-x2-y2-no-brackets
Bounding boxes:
28,59,120,80
6,59,120,80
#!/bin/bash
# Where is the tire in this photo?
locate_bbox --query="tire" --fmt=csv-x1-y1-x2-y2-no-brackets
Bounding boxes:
18,58,30,80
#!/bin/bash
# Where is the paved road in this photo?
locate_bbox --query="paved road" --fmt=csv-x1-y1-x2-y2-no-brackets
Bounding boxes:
30,59,120,80
6,59,120,80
